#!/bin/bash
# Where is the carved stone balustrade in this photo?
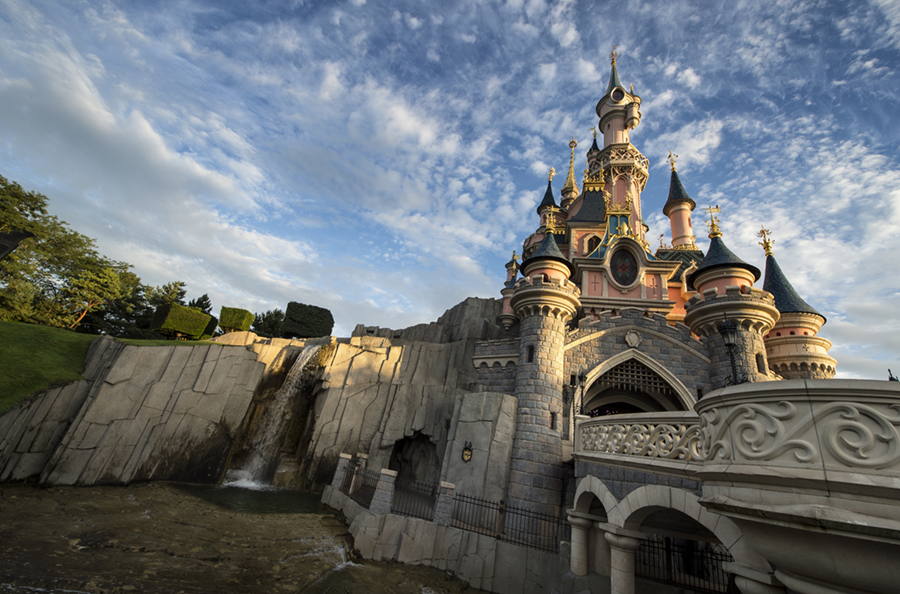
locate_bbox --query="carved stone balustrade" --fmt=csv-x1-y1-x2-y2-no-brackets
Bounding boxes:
696,379,900,594
575,411,704,463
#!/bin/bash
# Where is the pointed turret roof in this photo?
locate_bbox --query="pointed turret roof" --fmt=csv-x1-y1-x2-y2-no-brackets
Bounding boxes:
763,255,824,319
662,169,696,216
536,179,557,213
686,236,761,291
606,57,623,95
522,232,574,275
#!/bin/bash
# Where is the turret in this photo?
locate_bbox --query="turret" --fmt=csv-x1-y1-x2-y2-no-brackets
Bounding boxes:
662,153,698,249
507,233,580,514
498,252,520,330
758,228,837,379
684,208,780,387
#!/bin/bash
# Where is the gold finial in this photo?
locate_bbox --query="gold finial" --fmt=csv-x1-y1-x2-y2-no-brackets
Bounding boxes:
630,83,634,94
569,135,577,150
757,227,774,256
511,250,520,262
703,205,722,238
658,234,669,250
589,126,597,139
668,151,678,172
548,167,556,182
562,137,580,197
610,45,619,65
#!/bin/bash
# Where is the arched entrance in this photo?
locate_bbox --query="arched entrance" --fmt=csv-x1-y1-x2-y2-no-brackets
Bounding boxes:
582,357,687,416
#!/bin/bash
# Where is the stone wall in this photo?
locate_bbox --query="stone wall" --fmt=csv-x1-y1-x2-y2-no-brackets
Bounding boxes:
0,337,124,482
353,297,505,344
566,309,710,404
575,459,702,501
441,392,516,502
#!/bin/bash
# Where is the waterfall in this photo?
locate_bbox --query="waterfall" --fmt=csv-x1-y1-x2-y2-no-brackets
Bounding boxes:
224,344,321,488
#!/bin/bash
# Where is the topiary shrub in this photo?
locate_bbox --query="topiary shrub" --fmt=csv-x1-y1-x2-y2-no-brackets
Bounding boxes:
219,306,254,333
199,315,219,340
282,301,334,338
150,303,212,340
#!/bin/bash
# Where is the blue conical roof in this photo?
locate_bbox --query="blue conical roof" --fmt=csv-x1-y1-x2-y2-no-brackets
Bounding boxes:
522,233,574,275
687,236,760,291
606,61,623,95
763,255,824,320
662,169,696,216
536,179,557,213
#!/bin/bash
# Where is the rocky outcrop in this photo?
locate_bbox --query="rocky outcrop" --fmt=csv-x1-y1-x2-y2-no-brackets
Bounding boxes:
0,337,124,482
353,297,505,344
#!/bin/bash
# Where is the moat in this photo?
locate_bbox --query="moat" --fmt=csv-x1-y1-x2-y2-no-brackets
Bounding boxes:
0,482,486,594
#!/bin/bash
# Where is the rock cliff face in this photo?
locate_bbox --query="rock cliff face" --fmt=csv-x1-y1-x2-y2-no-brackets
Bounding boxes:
1,297,515,495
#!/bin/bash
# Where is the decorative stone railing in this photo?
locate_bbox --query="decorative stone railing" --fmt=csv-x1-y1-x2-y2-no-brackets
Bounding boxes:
575,412,704,462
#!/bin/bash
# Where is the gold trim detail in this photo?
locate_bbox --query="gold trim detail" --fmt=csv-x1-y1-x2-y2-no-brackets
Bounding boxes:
757,226,774,256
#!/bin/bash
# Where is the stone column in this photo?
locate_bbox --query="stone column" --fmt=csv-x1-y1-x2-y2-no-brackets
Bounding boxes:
569,516,593,575
433,481,455,526
368,468,397,515
604,533,642,594
331,452,353,490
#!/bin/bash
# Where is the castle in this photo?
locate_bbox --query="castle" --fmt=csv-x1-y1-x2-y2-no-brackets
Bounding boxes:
4,51,898,594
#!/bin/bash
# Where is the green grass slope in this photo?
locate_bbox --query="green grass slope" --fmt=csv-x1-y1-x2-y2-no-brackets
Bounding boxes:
0,321,98,413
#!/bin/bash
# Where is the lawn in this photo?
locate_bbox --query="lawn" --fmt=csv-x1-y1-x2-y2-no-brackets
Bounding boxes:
0,321,98,413
0,322,223,413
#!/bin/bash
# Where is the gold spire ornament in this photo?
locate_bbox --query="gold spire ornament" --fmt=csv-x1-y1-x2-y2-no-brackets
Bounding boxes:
668,151,679,172
561,137,580,197
757,227,774,256
589,126,597,139
703,205,723,238
548,167,556,182
610,45,619,65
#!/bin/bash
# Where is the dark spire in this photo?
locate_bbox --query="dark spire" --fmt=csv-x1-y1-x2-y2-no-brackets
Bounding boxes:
567,187,606,223
763,255,824,319
687,236,761,291
662,169,696,216
606,46,623,95
522,233,574,275
536,179,557,213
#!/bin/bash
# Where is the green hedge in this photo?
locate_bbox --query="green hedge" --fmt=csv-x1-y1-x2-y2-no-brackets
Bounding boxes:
219,306,254,333
282,301,334,338
150,303,212,339
199,315,219,340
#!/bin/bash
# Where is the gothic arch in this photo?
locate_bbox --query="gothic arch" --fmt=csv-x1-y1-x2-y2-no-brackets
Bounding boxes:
583,349,697,411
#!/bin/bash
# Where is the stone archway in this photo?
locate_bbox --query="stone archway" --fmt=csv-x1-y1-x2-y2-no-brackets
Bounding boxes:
581,350,696,414
582,349,697,414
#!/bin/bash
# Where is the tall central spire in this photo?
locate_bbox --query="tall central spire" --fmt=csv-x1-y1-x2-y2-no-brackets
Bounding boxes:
606,45,623,94
560,137,580,209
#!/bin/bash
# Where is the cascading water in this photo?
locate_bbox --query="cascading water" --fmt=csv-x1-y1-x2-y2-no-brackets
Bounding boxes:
224,344,321,489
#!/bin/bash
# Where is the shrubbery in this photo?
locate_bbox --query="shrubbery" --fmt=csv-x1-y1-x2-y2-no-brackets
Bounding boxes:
282,301,334,338
219,306,254,333
150,303,212,339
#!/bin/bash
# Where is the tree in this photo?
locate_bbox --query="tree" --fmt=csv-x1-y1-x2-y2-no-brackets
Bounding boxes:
282,302,334,338
146,281,187,309
187,293,212,315
219,306,254,333
0,175,131,328
150,303,212,340
252,309,284,338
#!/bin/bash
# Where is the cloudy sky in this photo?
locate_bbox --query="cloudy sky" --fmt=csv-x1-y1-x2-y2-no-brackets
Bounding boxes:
1,0,899,379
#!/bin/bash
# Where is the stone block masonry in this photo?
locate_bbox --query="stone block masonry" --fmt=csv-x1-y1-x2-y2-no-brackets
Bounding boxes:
507,314,568,515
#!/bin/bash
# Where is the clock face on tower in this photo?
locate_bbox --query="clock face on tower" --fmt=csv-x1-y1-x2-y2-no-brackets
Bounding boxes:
610,248,638,286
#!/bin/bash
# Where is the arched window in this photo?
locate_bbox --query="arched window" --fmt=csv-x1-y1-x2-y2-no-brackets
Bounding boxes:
587,236,601,254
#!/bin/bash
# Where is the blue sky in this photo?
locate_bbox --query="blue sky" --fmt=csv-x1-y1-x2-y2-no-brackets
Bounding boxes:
1,0,899,379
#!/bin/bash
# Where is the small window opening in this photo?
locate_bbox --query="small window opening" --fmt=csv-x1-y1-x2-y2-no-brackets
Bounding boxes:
550,412,557,430
527,345,535,363
570,374,577,386
696,387,704,400
756,353,767,374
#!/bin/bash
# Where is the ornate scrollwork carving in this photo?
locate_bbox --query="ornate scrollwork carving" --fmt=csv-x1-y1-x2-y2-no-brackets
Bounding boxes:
581,421,704,461
699,400,900,469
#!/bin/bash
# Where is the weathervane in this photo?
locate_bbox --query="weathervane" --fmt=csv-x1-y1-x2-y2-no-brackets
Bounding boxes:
668,151,679,172
703,205,722,238
757,226,774,256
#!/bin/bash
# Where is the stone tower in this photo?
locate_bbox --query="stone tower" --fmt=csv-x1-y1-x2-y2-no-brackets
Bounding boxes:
684,213,780,387
758,229,837,379
507,232,581,514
